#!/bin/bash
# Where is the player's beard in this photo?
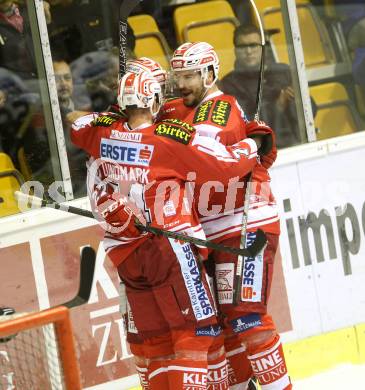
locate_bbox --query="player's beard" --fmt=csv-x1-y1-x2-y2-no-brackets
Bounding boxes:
184,95,200,107
182,86,207,107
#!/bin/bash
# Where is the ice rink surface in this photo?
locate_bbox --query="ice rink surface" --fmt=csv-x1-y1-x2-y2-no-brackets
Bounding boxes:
293,363,365,389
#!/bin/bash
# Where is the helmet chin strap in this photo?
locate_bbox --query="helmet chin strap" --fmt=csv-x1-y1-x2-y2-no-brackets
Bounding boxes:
199,68,218,102
201,67,218,89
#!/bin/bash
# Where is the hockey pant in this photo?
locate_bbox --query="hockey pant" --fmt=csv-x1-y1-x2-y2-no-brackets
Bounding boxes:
213,232,292,389
117,234,222,389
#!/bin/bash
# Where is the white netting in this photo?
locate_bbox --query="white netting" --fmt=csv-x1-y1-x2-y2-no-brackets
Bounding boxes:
0,315,65,390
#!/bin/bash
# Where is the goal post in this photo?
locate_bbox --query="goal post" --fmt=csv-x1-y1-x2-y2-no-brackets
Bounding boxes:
0,306,81,390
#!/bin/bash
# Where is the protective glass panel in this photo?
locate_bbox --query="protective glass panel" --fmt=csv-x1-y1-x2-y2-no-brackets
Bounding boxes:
301,0,365,140
0,1,62,217
168,0,305,149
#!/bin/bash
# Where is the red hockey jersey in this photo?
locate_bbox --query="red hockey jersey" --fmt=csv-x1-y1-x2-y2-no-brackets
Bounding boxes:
71,112,258,265
160,91,280,242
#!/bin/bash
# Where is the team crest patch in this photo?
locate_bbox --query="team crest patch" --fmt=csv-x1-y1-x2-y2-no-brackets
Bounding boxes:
241,231,264,303
216,263,234,304
92,115,117,127
100,138,154,167
155,121,193,145
196,325,222,337
231,313,262,334
211,100,231,126
193,100,213,123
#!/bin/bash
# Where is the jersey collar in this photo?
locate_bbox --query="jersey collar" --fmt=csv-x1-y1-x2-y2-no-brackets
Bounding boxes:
201,90,223,103
124,122,151,132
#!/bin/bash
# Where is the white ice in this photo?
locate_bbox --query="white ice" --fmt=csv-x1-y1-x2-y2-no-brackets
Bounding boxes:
293,363,365,389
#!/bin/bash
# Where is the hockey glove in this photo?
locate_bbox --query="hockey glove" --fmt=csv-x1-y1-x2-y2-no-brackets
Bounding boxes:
97,194,145,238
246,120,277,169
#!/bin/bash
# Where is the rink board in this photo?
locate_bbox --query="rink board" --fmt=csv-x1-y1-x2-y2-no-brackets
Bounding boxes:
1,137,365,388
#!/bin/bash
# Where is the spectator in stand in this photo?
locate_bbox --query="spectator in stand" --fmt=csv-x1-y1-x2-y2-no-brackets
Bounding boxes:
53,57,90,196
220,24,301,149
70,50,121,112
0,1,52,174
0,1,36,79
53,58,91,119
21,57,90,196
0,67,38,160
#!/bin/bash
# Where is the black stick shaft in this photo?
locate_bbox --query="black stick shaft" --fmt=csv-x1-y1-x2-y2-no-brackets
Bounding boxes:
234,0,267,305
15,191,264,257
119,0,141,78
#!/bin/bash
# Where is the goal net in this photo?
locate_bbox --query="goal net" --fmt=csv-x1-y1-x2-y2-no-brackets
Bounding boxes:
0,306,81,390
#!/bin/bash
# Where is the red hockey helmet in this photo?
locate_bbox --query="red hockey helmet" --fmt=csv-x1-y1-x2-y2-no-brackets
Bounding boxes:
170,42,220,88
117,70,162,117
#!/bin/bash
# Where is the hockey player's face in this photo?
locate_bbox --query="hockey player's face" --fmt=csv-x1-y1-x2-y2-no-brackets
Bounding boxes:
174,70,205,107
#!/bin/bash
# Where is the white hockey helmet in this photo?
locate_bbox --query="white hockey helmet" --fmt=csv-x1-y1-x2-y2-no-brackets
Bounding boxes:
170,42,220,88
126,57,167,87
117,70,162,117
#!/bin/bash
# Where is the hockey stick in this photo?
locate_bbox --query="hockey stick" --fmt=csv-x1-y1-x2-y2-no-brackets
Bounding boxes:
63,246,96,309
251,0,266,123
0,246,95,345
118,0,141,78
15,191,266,258
233,0,267,305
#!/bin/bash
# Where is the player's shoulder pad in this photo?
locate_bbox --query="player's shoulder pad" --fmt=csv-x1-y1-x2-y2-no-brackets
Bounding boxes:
91,112,120,127
193,96,232,127
155,119,195,145
72,113,98,131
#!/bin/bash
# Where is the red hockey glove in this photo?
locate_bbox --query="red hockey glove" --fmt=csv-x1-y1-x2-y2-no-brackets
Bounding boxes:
246,120,277,169
96,194,145,238
260,141,277,169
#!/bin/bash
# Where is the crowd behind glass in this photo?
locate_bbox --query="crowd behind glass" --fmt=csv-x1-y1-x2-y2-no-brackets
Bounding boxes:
0,0,364,210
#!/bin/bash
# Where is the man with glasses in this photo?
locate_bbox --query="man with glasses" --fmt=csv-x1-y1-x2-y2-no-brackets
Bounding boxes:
221,24,300,149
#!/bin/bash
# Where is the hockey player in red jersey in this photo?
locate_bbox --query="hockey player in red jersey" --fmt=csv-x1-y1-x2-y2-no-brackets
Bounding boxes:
160,42,292,390
124,56,232,390
71,70,261,390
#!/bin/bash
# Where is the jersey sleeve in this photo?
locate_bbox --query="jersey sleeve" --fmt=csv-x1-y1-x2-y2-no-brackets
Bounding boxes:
71,113,111,157
190,135,258,184
158,131,258,185
71,113,98,153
